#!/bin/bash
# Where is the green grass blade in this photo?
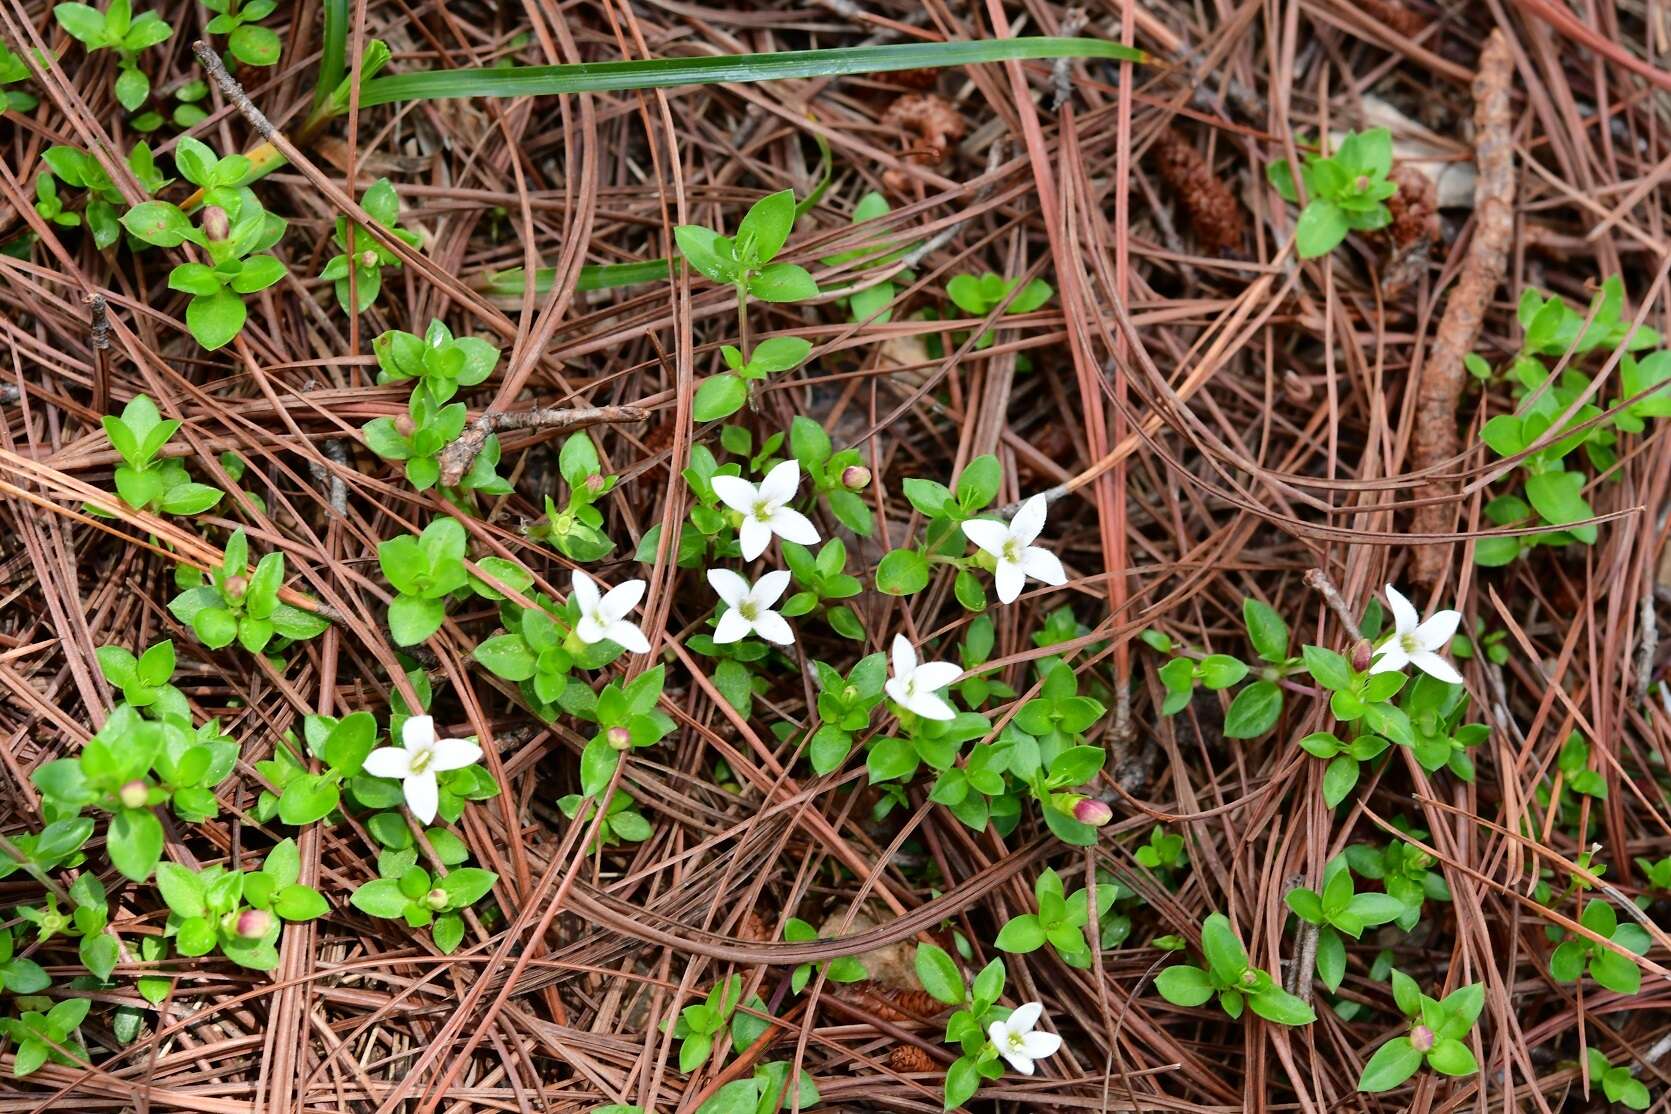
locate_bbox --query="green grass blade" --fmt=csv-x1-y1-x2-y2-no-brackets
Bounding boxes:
361,37,1142,106
312,0,349,112
480,260,674,298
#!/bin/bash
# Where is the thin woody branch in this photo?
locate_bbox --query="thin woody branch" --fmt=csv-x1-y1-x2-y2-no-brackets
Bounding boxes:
437,404,651,487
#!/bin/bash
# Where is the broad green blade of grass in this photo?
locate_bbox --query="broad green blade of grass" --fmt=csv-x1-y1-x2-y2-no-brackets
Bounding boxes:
312,0,349,112
481,260,674,298
360,37,1143,106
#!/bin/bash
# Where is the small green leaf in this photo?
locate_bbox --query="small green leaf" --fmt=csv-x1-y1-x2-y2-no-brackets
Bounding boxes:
913,942,965,1004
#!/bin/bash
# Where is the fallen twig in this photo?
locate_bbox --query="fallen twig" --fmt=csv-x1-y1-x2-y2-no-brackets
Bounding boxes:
1409,30,1515,584
437,405,650,487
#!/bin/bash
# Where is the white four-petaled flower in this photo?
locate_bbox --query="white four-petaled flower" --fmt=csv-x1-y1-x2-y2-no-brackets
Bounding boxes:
707,568,794,645
961,494,1067,604
571,570,650,653
884,633,961,721
1371,584,1463,685
987,1001,1062,1075
710,460,820,561
362,715,482,825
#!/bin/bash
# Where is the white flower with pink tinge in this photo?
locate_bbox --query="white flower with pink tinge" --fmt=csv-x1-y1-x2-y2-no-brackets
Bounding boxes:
710,460,820,561
362,715,481,825
960,494,1067,604
707,568,794,645
571,570,650,654
988,1002,1062,1074
1371,584,1463,685
884,634,961,721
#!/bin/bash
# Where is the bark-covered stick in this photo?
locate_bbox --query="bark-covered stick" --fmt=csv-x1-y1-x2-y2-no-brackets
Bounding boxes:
1409,30,1515,584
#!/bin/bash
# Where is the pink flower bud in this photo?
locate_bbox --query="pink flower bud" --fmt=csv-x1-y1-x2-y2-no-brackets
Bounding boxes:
235,909,272,939
840,465,872,491
585,473,607,493
202,206,230,242
223,575,248,600
425,888,449,911
1409,1024,1435,1053
358,250,379,269
1354,175,1371,192
1350,638,1374,674
607,725,632,751
393,414,417,439
1073,798,1113,827
119,779,149,810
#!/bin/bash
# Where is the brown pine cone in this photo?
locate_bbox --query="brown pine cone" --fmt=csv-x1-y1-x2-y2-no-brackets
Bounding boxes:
887,1044,937,1073
1150,127,1246,256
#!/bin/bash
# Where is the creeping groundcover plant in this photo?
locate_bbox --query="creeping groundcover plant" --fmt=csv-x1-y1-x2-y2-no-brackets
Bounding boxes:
4,13,1667,1113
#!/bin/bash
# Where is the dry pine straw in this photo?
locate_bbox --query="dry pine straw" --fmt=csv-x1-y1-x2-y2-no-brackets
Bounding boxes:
1,0,1670,1111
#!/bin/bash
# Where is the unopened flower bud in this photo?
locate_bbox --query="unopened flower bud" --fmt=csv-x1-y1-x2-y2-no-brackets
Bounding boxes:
223,574,248,600
358,250,379,268
1354,175,1371,192
425,888,449,911
840,464,872,492
1350,638,1374,674
1073,798,1113,827
585,473,606,494
119,779,149,810
607,725,632,751
1409,1024,1435,1053
393,414,417,439
1239,968,1259,988
202,205,230,242
234,909,271,939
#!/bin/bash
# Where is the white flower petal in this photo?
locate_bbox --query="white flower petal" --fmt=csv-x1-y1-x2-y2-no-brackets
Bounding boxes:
708,474,758,515
1409,650,1464,686
890,634,916,679
570,570,600,614
907,691,956,721
713,608,753,644
599,578,646,622
960,517,1010,557
429,737,481,772
1413,609,1462,652
884,675,912,707
753,569,792,608
737,517,771,562
401,714,437,751
1008,1001,1044,1031
757,459,801,506
403,771,440,825
605,619,651,654
1018,1030,1061,1059
1011,494,1048,545
988,1020,1009,1047
752,610,795,646
766,507,820,546
994,559,1026,604
1384,584,1420,636
1002,1051,1036,1075
911,661,962,692
1020,546,1067,586
706,568,749,608
575,613,610,645
1368,643,1410,675
362,746,413,780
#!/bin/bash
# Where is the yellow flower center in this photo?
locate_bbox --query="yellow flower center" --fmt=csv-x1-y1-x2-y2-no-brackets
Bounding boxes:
408,745,434,775
739,599,760,621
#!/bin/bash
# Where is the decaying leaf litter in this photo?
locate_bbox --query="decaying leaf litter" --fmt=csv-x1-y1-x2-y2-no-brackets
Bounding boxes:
1,0,1670,1111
